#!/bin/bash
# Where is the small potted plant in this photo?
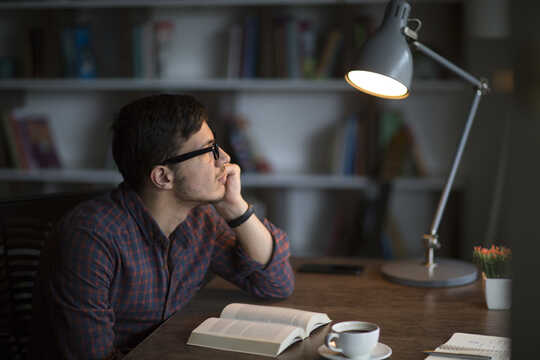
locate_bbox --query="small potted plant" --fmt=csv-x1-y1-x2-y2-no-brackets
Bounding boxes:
473,245,512,310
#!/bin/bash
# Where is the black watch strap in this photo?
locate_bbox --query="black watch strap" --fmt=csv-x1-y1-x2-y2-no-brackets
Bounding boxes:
227,205,254,228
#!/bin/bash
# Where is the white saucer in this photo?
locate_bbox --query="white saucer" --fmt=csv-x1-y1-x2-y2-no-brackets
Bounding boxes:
317,343,392,360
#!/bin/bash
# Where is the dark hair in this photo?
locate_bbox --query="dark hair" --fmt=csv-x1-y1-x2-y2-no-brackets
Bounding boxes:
111,94,207,191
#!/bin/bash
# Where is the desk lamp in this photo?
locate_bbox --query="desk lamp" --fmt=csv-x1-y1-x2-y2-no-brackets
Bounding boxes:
345,0,488,287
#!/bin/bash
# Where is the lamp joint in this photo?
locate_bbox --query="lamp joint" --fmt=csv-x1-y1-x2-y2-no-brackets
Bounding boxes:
479,79,490,95
423,234,440,250
403,26,418,40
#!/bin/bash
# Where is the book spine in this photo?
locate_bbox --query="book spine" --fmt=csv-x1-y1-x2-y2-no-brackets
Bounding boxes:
226,24,243,78
132,25,143,78
343,114,358,175
242,15,260,78
15,118,38,169
61,28,76,77
273,17,287,78
141,21,156,79
299,20,316,79
25,117,62,169
7,115,30,169
154,20,174,78
1,113,18,168
285,18,301,79
258,12,273,78
316,30,343,78
73,27,97,78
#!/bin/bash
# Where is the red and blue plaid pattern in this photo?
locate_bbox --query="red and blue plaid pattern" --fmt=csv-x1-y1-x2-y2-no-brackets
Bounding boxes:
42,183,294,359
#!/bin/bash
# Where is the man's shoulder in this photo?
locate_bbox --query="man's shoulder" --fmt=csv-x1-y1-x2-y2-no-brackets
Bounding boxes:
61,190,132,236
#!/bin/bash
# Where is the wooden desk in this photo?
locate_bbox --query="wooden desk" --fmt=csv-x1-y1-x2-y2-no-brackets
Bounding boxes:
124,258,509,360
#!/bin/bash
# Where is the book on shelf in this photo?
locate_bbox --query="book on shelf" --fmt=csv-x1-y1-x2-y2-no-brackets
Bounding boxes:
226,23,243,78
259,12,274,78
22,25,62,78
331,114,360,176
154,20,175,78
425,332,510,360
378,110,429,180
1,112,23,168
341,15,375,75
225,12,360,80
331,111,376,177
187,303,331,357
61,26,97,78
132,20,163,79
241,15,260,78
316,29,343,79
285,17,301,79
298,19,317,79
272,16,288,78
1,111,61,169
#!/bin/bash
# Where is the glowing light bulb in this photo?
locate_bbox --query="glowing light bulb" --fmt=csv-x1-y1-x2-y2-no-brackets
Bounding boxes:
346,70,409,99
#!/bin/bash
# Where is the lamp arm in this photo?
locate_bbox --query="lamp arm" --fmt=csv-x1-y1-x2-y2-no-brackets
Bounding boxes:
409,41,489,267
411,41,489,92
423,89,484,266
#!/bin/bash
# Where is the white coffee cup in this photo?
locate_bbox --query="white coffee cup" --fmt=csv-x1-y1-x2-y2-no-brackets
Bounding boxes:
325,321,379,359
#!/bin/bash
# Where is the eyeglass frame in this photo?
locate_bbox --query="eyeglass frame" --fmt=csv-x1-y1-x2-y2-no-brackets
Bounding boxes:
161,143,220,165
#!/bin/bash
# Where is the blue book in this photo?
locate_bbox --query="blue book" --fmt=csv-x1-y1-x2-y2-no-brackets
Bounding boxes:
242,15,260,78
73,27,96,78
343,114,358,175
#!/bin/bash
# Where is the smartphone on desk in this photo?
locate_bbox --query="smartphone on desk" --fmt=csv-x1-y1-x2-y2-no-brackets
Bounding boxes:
297,263,364,275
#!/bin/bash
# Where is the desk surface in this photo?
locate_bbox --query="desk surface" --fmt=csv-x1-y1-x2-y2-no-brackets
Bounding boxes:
124,258,510,360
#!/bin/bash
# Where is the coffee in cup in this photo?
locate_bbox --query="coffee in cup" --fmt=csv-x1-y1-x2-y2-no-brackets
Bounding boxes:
325,321,379,359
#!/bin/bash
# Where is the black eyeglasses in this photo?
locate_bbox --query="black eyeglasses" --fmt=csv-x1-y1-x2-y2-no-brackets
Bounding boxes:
161,143,220,165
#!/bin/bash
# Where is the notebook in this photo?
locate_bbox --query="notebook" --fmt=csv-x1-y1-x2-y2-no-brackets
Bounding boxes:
425,333,511,360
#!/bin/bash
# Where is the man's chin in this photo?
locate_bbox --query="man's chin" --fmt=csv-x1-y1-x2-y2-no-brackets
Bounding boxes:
206,188,226,204
209,194,226,204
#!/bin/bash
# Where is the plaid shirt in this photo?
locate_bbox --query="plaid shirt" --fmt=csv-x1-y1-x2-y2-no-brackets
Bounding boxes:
39,183,294,359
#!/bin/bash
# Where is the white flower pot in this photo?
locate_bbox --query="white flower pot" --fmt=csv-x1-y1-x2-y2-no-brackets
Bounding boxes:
484,278,512,310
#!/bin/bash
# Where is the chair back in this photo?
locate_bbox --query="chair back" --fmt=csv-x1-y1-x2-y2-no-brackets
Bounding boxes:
0,191,106,360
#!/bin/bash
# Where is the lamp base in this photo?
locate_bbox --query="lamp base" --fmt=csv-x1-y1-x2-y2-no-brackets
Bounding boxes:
381,258,477,287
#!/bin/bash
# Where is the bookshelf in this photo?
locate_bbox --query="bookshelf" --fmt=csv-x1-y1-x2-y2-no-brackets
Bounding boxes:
0,0,469,258
0,78,464,92
0,169,454,191
0,0,462,9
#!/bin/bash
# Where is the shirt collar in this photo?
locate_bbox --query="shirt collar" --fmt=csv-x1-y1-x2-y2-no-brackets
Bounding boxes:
116,182,169,246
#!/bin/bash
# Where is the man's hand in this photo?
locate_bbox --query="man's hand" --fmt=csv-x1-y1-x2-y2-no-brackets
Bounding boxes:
214,162,273,265
214,163,249,221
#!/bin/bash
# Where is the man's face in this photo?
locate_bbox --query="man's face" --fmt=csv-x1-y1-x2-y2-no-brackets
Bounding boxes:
171,121,230,205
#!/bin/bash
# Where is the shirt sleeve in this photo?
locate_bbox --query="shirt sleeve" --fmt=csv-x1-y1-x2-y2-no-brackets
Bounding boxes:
45,225,117,360
209,207,295,299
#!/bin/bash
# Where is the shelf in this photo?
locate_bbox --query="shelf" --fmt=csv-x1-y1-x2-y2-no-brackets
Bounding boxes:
0,0,462,10
0,168,123,184
242,173,374,189
0,78,466,92
0,169,453,191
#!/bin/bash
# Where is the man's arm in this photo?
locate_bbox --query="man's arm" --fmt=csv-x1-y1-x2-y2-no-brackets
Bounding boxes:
212,163,294,298
213,163,273,265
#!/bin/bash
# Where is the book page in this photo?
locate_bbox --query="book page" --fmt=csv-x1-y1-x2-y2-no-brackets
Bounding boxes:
220,303,330,337
187,317,303,357
426,333,511,360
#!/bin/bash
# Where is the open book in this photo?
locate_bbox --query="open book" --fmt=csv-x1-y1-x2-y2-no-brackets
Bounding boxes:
425,333,511,360
187,303,331,357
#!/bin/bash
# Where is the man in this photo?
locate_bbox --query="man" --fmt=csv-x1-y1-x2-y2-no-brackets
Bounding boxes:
35,94,294,359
